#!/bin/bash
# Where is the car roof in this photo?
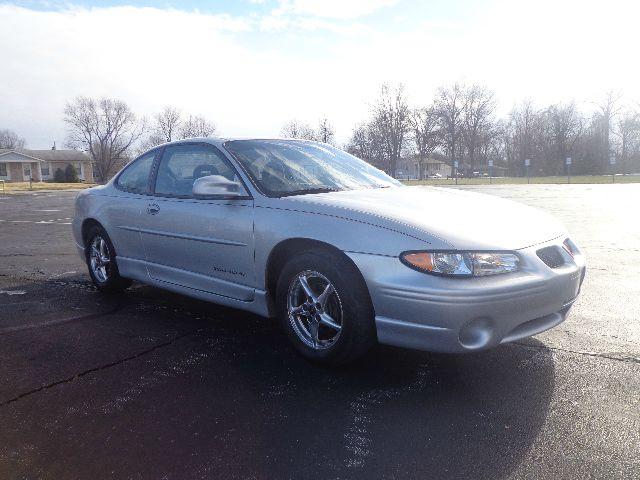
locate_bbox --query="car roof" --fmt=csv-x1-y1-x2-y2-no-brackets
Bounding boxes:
156,137,320,149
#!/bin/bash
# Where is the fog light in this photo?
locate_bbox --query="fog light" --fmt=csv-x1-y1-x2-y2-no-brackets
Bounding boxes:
459,317,494,349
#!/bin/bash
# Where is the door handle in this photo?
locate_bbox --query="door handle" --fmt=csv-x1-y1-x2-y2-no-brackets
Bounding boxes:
147,203,160,215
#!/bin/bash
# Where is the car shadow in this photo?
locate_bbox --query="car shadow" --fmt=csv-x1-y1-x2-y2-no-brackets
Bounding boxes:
0,278,556,479
130,286,556,480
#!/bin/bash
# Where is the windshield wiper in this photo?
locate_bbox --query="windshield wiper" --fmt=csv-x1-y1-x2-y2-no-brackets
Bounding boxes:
278,187,340,197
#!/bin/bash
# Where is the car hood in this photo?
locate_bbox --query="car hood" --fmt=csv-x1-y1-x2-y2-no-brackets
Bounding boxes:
282,186,566,250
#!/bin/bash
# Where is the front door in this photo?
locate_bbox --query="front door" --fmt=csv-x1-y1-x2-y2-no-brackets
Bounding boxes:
139,143,255,301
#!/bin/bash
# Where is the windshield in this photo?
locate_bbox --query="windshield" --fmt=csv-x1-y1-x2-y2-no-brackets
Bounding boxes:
224,139,401,197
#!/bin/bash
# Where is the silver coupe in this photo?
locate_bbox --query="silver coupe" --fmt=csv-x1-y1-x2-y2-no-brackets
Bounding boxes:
72,138,586,364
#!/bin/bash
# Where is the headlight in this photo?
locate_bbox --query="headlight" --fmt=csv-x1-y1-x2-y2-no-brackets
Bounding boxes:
400,251,519,277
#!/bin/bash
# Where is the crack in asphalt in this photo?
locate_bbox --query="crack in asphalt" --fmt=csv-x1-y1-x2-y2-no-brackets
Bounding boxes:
0,329,201,408
514,341,640,365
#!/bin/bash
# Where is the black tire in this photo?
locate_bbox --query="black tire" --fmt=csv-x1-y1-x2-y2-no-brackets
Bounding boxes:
276,249,376,365
84,225,132,293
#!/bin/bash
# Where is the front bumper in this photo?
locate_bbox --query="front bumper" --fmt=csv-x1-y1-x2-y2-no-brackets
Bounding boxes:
347,236,586,353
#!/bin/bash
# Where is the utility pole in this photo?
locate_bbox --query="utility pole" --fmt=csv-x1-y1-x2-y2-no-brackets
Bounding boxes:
488,159,493,184
566,157,572,184
525,158,530,184
454,160,458,185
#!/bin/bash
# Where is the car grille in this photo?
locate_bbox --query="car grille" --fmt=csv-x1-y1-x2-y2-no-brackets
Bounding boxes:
537,246,565,268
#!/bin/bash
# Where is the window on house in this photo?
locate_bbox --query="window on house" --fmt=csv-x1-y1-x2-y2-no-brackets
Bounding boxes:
0,163,6,177
41,163,50,176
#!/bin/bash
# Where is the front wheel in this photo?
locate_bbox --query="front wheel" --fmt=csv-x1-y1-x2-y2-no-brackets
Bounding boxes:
276,250,376,365
85,225,132,293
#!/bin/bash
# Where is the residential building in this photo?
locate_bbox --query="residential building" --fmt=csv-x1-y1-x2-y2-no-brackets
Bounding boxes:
395,156,453,179
0,148,93,183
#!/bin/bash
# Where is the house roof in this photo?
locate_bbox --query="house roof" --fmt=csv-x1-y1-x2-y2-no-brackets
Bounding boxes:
403,155,450,165
0,149,90,162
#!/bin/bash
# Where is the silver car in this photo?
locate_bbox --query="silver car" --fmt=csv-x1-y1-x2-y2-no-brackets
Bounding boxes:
72,138,585,364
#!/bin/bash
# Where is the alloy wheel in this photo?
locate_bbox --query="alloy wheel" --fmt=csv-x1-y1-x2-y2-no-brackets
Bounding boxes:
287,270,343,350
89,235,111,283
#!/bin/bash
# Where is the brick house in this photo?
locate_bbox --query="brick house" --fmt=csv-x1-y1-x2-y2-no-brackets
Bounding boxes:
0,148,93,183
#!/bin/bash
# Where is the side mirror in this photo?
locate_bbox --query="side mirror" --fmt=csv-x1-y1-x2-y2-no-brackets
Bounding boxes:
193,175,246,199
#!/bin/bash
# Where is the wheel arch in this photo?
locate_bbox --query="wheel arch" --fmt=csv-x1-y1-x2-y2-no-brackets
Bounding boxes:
264,237,374,316
81,218,105,246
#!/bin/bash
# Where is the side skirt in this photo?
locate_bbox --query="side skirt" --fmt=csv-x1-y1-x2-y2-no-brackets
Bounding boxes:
117,256,271,318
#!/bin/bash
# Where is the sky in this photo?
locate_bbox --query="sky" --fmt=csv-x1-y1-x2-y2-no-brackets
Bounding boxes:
1,0,639,149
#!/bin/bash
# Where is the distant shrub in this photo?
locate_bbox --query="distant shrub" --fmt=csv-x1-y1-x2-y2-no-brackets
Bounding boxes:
64,164,79,183
53,168,66,183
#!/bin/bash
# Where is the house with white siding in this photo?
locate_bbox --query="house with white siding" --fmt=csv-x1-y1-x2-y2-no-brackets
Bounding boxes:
0,148,93,183
395,156,452,179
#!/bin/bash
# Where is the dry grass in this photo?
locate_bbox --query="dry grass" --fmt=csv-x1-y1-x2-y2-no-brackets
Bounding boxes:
0,181,96,193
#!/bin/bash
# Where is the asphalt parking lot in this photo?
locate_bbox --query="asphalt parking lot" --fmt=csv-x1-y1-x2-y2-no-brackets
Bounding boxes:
0,185,639,479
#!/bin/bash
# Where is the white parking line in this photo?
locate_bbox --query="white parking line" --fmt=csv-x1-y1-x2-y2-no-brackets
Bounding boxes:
0,219,72,225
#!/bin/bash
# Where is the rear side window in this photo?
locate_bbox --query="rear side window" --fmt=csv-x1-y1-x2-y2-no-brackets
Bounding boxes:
116,151,155,194
154,144,238,197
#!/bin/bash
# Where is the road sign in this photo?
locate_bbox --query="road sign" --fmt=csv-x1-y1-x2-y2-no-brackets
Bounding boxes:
488,160,493,167
566,157,572,166
610,156,616,165
524,159,530,167
453,161,459,168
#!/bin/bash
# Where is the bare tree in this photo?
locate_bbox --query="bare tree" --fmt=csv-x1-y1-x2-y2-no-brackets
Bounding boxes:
540,103,583,175
180,115,216,139
462,84,496,172
280,120,317,140
0,129,26,149
615,110,640,173
317,116,335,144
346,121,386,168
139,106,183,151
64,96,145,181
372,84,410,177
480,119,507,172
346,82,639,178
434,83,465,172
507,100,541,175
155,106,182,143
596,91,623,169
409,106,439,179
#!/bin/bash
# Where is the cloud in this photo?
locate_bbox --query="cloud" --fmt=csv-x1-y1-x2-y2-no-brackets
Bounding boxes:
0,4,380,147
0,0,638,149
277,0,399,19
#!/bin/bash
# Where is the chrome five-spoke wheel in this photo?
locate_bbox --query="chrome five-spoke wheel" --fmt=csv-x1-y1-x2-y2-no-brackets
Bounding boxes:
89,235,111,283
287,270,343,350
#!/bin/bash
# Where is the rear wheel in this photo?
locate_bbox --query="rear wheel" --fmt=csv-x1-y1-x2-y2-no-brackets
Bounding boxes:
276,250,376,365
85,225,132,293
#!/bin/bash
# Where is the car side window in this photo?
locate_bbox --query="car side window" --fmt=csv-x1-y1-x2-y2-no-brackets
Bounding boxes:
116,151,155,194
154,144,239,198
